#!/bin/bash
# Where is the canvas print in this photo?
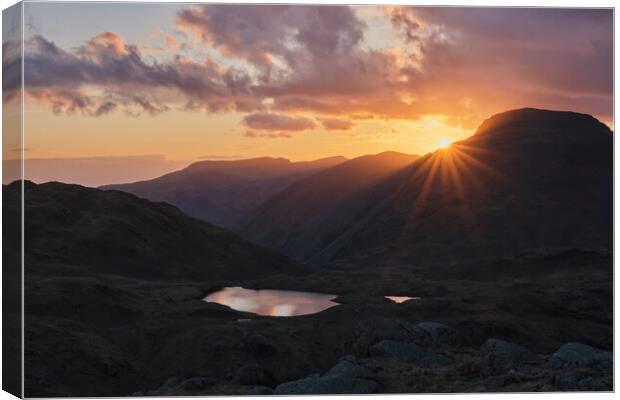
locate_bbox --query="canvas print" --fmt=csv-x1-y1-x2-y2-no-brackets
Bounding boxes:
2,2,613,397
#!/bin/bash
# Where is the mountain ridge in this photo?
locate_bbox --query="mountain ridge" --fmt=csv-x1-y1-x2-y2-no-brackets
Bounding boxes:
330,108,613,265
100,156,347,227
239,151,420,262
6,180,301,282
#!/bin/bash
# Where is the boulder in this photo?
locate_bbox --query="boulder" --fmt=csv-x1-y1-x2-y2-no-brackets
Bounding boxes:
235,364,275,387
327,356,374,379
273,356,378,395
274,375,378,395
353,318,423,356
145,376,214,395
237,333,277,357
415,322,455,344
369,340,451,367
554,370,612,391
247,386,275,395
480,338,540,376
551,343,612,370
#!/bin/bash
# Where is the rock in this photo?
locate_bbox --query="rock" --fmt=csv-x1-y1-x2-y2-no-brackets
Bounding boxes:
415,322,454,344
576,376,612,391
247,386,275,395
273,356,378,395
274,375,378,395
327,356,374,379
353,318,422,356
235,364,275,386
175,377,214,391
554,370,612,391
480,338,540,376
551,343,612,370
147,376,214,395
237,333,277,357
369,340,451,366
159,376,183,391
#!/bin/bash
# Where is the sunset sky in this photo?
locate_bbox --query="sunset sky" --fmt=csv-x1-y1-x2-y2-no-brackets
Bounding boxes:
2,3,613,184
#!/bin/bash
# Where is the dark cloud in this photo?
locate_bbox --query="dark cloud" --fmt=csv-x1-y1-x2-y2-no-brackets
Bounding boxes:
5,33,255,116
391,7,613,125
94,102,117,117
319,118,354,130
243,112,316,131
177,5,365,68
244,130,292,139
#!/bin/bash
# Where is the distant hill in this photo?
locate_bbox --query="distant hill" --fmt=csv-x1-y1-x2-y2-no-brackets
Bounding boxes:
332,108,613,266
3,155,185,187
5,181,299,281
101,156,346,228
239,152,420,262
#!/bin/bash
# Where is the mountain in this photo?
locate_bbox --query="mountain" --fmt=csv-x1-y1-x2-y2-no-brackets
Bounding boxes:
100,156,347,228
332,108,613,265
239,152,420,262
5,180,299,281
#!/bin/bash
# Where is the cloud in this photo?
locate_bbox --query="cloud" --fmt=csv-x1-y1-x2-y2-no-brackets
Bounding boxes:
94,102,117,117
5,33,255,116
162,32,180,50
3,6,612,131
85,32,127,57
177,5,365,68
198,154,245,160
389,7,613,125
243,112,316,131
244,130,292,139
319,118,354,130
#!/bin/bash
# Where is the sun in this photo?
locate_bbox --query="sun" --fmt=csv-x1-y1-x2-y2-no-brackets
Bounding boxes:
437,138,453,149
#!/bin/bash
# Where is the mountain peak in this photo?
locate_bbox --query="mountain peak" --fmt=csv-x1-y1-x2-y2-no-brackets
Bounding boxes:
474,108,608,137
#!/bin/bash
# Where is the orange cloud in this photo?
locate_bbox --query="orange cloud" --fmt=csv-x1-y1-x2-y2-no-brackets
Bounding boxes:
319,118,354,130
243,112,316,131
85,32,127,56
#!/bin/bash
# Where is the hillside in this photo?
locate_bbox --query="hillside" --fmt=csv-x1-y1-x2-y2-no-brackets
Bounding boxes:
239,152,419,262
5,181,299,281
101,156,346,228
333,108,613,265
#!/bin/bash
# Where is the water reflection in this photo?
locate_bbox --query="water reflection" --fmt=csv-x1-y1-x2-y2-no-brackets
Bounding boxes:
204,287,339,317
385,296,420,303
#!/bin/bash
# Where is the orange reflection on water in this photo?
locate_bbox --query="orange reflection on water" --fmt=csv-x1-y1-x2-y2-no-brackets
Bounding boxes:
385,296,420,303
204,287,339,317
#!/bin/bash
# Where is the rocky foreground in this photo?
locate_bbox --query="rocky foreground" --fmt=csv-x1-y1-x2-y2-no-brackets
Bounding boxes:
19,245,611,396
143,331,612,395
131,248,612,396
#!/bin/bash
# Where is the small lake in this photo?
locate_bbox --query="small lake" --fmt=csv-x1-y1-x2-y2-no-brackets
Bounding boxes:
385,296,420,303
204,287,339,317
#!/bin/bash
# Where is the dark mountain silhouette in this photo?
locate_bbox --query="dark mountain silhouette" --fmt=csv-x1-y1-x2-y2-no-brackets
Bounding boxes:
330,108,613,265
5,181,299,282
100,156,346,228
239,152,420,262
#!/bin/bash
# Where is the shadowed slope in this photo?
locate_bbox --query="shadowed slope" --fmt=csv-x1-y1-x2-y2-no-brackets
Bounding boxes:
5,181,299,281
239,152,420,262
100,156,347,228
333,108,612,265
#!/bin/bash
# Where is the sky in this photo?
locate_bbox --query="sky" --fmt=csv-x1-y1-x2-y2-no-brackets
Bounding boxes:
2,3,613,185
